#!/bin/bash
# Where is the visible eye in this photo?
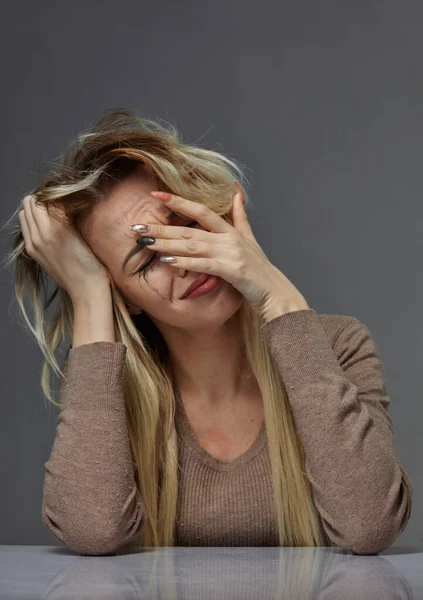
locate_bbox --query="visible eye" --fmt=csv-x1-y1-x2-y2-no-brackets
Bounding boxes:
136,254,155,274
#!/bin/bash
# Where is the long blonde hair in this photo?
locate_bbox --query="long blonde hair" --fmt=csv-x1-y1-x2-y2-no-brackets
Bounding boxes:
2,108,329,549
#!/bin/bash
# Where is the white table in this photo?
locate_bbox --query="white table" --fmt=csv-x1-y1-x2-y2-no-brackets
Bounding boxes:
0,545,421,599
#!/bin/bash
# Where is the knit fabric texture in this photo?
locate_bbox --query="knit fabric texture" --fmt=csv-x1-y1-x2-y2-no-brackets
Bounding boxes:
41,309,413,555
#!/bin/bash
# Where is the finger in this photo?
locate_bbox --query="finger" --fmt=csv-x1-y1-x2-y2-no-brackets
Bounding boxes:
234,180,243,197
18,209,34,256
27,194,57,234
133,222,211,241
141,237,211,258
150,191,232,234
232,191,258,244
22,195,39,239
159,254,229,281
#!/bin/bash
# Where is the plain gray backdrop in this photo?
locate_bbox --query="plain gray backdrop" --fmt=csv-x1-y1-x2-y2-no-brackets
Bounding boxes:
0,0,421,551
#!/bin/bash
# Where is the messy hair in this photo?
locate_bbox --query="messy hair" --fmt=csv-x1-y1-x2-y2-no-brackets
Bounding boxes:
1,107,328,550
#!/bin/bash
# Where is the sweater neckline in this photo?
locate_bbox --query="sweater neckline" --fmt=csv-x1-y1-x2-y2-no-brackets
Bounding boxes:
173,381,267,472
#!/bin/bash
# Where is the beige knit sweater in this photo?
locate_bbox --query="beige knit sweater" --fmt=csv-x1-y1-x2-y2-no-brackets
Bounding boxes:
41,309,413,556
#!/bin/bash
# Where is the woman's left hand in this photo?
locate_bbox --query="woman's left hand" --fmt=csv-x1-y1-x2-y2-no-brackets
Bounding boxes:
132,183,310,323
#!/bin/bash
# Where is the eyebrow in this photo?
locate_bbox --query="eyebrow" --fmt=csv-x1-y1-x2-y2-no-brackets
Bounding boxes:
121,208,177,273
122,244,145,273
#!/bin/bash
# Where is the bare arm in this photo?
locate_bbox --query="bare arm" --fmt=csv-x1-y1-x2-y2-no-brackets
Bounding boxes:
71,282,116,347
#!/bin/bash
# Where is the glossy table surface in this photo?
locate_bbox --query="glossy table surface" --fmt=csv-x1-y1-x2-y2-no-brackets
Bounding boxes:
0,545,422,599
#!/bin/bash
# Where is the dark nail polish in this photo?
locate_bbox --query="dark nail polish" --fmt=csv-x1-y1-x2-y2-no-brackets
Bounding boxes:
136,237,156,245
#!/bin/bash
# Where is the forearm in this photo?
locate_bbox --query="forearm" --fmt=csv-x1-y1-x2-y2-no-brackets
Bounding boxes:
71,283,116,347
42,342,145,555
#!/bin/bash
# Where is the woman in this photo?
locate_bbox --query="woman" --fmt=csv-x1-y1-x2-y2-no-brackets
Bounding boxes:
2,108,412,556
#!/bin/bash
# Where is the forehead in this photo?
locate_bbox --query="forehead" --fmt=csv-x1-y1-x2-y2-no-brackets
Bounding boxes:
102,197,174,234
95,168,174,234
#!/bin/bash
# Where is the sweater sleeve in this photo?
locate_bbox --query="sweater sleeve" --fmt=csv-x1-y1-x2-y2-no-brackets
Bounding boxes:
261,309,413,555
41,341,145,556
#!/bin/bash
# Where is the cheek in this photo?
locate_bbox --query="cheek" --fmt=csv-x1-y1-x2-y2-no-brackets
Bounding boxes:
134,270,175,302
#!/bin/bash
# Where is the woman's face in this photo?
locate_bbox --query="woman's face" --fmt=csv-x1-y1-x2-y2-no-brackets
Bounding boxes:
81,164,244,331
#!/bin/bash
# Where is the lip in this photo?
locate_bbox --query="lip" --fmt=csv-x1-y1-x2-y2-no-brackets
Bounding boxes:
181,273,210,299
185,275,220,299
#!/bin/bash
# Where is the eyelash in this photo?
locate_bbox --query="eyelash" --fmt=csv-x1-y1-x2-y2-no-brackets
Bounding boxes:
136,220,198,275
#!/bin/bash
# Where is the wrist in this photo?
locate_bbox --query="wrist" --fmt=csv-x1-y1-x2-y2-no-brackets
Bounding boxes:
70,279,111,307
262,296,310,324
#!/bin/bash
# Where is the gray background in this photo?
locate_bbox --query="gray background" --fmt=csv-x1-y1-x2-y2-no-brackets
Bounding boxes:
0,0,421,550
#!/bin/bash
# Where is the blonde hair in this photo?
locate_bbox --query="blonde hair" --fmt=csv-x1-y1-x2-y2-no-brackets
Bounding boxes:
1,107,329,549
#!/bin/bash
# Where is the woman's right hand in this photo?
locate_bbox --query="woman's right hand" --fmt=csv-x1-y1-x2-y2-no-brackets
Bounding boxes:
18,194,111,300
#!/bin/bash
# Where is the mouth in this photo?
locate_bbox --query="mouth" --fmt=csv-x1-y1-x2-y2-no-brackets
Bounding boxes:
181,273,210,299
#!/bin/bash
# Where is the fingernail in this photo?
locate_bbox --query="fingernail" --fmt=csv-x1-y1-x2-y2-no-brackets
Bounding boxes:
136,237,156,245
151,191,171,200
130,224,150,232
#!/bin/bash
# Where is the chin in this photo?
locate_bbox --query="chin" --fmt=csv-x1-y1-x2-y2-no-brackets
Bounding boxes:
153,286,244,331
181,287,244,326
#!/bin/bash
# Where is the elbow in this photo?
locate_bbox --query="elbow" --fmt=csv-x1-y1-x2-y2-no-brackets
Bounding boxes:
64,535,122,557
345,516,411,556
346,535,394,556
348,473,413,555
64,529,124,556
41,504,123,556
